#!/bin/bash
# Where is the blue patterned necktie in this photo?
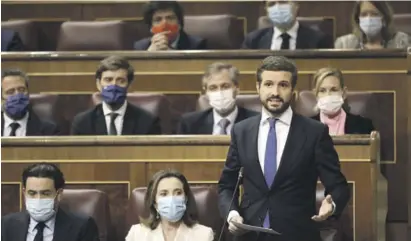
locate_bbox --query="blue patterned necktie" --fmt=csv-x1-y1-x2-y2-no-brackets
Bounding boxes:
263,118,278,228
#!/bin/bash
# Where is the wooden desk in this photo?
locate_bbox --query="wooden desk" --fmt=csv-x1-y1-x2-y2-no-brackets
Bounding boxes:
1,134,387,241
1,50,407,93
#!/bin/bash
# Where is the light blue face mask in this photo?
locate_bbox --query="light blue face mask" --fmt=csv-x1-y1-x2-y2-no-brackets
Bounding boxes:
359,16,383,38
267,3,295,29
157,195,186,223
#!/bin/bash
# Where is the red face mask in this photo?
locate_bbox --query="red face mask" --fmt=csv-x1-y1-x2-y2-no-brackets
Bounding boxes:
151,22,180,42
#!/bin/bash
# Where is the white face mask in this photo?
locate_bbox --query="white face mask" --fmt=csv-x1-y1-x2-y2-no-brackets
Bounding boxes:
316,94,344,116
267,3,294,29
207,89,236,113
25,198,56,222
359,16,383,38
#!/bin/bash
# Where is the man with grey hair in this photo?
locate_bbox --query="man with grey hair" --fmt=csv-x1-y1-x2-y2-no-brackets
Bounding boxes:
176,62,257,135
1,69,60,136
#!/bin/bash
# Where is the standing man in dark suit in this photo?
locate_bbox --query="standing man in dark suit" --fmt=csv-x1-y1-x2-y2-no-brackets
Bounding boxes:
176,62,258,135
134,1,207,51
1,29,25,51
242,1,333,50
71,56,161,135
218,56,349,241
1,163,100,241
1,69,60,136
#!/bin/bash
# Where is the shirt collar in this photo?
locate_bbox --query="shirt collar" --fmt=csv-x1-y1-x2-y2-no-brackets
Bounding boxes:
273,20,299,40
260,106,293,126
213,106,238,126
102,101,127,117
29,215,56,232
3,111,29,128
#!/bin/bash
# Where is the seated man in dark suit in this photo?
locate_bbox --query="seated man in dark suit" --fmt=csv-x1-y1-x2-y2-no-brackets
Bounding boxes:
134,1,207,51
243,1,333,50
1,69,60,136
1,163,100,241
71,56,161,135
177,62,258,135
1,29,24,51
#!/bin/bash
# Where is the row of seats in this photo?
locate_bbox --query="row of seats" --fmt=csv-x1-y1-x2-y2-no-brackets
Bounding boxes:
4,14,410,51
56,186,339,241
30,91,385,134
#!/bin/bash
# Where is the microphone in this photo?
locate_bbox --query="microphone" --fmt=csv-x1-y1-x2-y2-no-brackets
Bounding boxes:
217,167,244,241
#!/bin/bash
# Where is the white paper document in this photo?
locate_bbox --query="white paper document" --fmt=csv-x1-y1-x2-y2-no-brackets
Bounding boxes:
231,221,282,235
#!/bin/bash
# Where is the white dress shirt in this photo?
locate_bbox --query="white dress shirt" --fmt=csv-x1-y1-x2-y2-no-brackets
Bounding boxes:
102,101,127,135
257,106,292,171
270,21,299,50
2,112,29,136
227,106,335,222
212,106,238,135
26,216,55,241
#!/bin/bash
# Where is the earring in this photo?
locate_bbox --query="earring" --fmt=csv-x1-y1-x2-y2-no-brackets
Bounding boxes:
156,212,160,219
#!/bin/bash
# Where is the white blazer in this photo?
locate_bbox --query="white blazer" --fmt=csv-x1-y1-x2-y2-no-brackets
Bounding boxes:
126,222,214,241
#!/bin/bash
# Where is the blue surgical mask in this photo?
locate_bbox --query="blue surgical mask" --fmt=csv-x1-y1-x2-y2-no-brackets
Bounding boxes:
268,3,294,29
157,195,186,223
5,93,29,119
359,16,383,38
25,198,56,222
101,85,127,105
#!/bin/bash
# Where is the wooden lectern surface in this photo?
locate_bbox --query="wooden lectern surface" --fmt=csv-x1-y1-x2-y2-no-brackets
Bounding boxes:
1,133,387,241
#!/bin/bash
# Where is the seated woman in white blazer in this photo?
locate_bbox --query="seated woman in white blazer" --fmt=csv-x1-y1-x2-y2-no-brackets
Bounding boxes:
126,169,214,241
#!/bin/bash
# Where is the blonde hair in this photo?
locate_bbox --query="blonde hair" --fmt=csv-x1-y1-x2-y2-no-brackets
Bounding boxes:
312,67,350,112
312,67,344,96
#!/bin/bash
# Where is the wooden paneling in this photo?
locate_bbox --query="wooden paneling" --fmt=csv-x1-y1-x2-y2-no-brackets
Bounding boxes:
1,134,387,241
2,1,411,38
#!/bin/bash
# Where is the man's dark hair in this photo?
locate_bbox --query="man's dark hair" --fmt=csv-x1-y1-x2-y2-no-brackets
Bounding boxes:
95,56,135,84
143,1,185,28
1,68,29,88
256,56,298,88
22,163,65,190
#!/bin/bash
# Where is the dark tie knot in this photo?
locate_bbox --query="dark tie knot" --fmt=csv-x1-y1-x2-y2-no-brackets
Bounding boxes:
35,222,46,231
9,122,20,129
110,112,119,120
280,33,291,40
268,118,277,129
218,118,230,128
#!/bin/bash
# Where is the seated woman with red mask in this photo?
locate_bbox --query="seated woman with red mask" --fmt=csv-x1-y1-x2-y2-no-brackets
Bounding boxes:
134,1,207,51
311,67,374,135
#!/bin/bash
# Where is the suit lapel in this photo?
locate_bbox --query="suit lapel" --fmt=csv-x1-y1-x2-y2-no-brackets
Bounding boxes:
296,25,309,49
247,115,270,191
234,107,246,123
198,109,213,134
271,114,306,189
26,110,41,136
260,28,274,49
53,209,72,241
177,31,190,50
12,212,30,241
122,105,135,135
95,105,108,135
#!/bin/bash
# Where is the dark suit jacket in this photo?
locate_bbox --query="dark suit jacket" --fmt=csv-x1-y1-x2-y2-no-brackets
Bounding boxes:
242,24,333,49
1,29,24,51
71,103,161,135
218,113,350,241
1,110,60,136
176,106,258,134
134,30,207,50
311,112,375,134
1,208,100,241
